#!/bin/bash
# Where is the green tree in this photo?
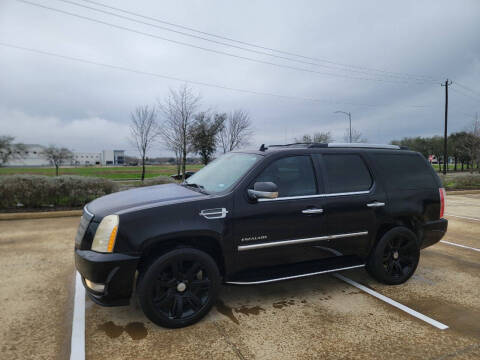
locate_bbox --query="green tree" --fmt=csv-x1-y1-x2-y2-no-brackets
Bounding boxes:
189,112,225,165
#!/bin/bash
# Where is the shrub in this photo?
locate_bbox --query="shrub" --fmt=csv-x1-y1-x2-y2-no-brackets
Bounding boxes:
438,173,480,190
138,176,176,187
0,175,119,209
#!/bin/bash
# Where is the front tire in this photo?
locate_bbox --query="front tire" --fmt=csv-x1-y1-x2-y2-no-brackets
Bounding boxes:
366,226,420,285
137,248,220,328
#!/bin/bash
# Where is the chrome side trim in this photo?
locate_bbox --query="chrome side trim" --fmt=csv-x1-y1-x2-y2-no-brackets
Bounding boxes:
225,264,365,285
258,190,370,202
367,201,385,208
238,231,368,251
199,208,228,219
302,208,324,214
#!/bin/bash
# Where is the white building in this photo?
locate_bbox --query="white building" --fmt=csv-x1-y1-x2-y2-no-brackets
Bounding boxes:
3,144,125,167
73,152,101,166
3,144,50,166
101,150,125,166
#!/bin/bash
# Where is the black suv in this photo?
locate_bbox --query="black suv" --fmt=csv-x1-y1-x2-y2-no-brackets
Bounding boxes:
75,143,447,328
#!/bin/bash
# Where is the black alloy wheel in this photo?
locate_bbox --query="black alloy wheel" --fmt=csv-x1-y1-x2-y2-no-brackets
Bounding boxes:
367,226,420,285
138,248,220,328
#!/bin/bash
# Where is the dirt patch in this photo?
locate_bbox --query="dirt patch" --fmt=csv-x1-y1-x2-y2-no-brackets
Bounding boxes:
216,299,239,325
235,305,266,316
97,321,148,340
273,299,296,309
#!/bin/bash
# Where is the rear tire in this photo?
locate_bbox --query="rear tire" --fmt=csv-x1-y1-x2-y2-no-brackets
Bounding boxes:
366,226,420,285
137,248,220,328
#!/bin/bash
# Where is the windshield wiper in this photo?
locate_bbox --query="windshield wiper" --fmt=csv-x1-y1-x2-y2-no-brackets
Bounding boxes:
182,182,209,194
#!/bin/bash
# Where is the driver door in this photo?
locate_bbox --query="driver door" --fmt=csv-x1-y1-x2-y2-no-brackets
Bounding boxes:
232,155,330,273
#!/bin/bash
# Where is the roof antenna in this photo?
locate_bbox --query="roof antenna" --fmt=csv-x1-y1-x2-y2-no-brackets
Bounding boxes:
259,144,267,151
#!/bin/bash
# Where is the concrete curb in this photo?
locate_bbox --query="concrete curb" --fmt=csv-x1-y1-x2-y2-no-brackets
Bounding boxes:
446,189,480,195
0,210,82,221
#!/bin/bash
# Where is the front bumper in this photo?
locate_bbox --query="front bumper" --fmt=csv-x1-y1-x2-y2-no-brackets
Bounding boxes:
75,249,140,306
421,218,448,249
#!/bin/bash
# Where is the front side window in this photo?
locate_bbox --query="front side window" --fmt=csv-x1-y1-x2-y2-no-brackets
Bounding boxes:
255,156,317,197
323,154,372,193
185,152,262,194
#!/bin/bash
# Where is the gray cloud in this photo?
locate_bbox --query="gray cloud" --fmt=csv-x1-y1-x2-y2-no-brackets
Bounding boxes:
0,0,479,156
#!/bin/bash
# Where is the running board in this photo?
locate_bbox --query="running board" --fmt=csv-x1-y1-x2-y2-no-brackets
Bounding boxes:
226,256,365,285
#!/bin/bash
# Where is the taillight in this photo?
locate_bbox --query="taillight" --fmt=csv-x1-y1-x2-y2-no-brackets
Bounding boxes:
439,188,446,218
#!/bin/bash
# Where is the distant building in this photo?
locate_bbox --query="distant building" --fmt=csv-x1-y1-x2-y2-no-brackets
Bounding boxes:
3,144,125,167
73,152,101,166
3,144,50,166
101,150,125,166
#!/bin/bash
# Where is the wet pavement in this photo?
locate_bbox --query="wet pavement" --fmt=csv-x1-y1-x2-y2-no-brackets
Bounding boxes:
1,193,479,359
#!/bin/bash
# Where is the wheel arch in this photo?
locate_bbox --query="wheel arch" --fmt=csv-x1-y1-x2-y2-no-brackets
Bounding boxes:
137,234,226,277
375,216,423,248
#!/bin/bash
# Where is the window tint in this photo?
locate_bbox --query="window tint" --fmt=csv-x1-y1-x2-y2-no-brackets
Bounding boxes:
255,156,316,197
372,153,435,190
323,154,372,193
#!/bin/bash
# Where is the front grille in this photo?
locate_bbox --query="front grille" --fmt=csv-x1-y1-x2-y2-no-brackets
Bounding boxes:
75,208,94,248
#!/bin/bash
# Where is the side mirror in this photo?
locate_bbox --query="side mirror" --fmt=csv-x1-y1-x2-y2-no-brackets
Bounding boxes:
248,182,279,200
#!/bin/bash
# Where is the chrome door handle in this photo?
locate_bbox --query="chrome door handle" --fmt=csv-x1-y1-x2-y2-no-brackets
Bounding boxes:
302,208,324,214
367,201,385,208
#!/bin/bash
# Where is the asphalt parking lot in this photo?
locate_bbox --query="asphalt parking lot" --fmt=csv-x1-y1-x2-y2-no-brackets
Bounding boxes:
1,193,479,360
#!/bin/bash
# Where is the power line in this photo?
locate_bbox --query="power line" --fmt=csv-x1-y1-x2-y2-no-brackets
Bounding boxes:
74,0,442,82
0,42,434,109
450,87,480,103
455,81,480,97
50,0,439,83
16,0,436,85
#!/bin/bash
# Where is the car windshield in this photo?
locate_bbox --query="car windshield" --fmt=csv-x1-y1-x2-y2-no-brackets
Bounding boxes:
185,152,262,194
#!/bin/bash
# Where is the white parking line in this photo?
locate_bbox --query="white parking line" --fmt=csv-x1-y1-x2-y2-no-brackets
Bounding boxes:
446,214,480,222
440,240,480,252
333,273,449,330
70,272,85,360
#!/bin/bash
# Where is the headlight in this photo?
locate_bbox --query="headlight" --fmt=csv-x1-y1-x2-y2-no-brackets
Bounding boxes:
91,215,119,253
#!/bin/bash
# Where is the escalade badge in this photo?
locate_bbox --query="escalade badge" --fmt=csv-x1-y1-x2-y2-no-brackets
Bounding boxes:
199,208,229,219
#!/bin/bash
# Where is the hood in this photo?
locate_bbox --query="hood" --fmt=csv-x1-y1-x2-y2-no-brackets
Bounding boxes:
86,183,205,218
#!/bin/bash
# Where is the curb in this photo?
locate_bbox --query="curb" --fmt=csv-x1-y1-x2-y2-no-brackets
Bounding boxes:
0,210,82,221
446,189,480,196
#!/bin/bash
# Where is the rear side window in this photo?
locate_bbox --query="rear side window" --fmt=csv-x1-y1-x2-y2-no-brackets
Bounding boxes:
255,156,316,197
323,154,372,193
373,153,435,190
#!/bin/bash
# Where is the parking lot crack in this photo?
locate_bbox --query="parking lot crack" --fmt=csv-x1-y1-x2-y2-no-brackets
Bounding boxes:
213,321,247,360
430,343,480,360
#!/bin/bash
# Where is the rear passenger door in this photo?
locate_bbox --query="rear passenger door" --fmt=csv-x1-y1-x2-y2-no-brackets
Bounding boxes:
316,153,385,258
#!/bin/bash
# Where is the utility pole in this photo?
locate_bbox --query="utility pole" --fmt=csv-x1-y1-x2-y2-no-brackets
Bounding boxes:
441,79,452,175
334,110,352,143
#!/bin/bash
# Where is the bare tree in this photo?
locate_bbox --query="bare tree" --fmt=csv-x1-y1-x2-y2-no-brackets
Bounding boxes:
159,85,200,181
294,131,333,143
130,105,161,181
218,110,253,153
42,145,73,176
343,128,367,143
463,118,480,172
0,135,26,166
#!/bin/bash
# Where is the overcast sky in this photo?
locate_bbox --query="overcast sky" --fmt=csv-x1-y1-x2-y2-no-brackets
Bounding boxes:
1,0,479,157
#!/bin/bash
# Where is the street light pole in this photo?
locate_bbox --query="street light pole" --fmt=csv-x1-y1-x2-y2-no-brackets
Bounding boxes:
334,111,352,143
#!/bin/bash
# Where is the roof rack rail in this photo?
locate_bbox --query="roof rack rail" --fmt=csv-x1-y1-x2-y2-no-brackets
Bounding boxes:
267,142,401,150
327,143,400,150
